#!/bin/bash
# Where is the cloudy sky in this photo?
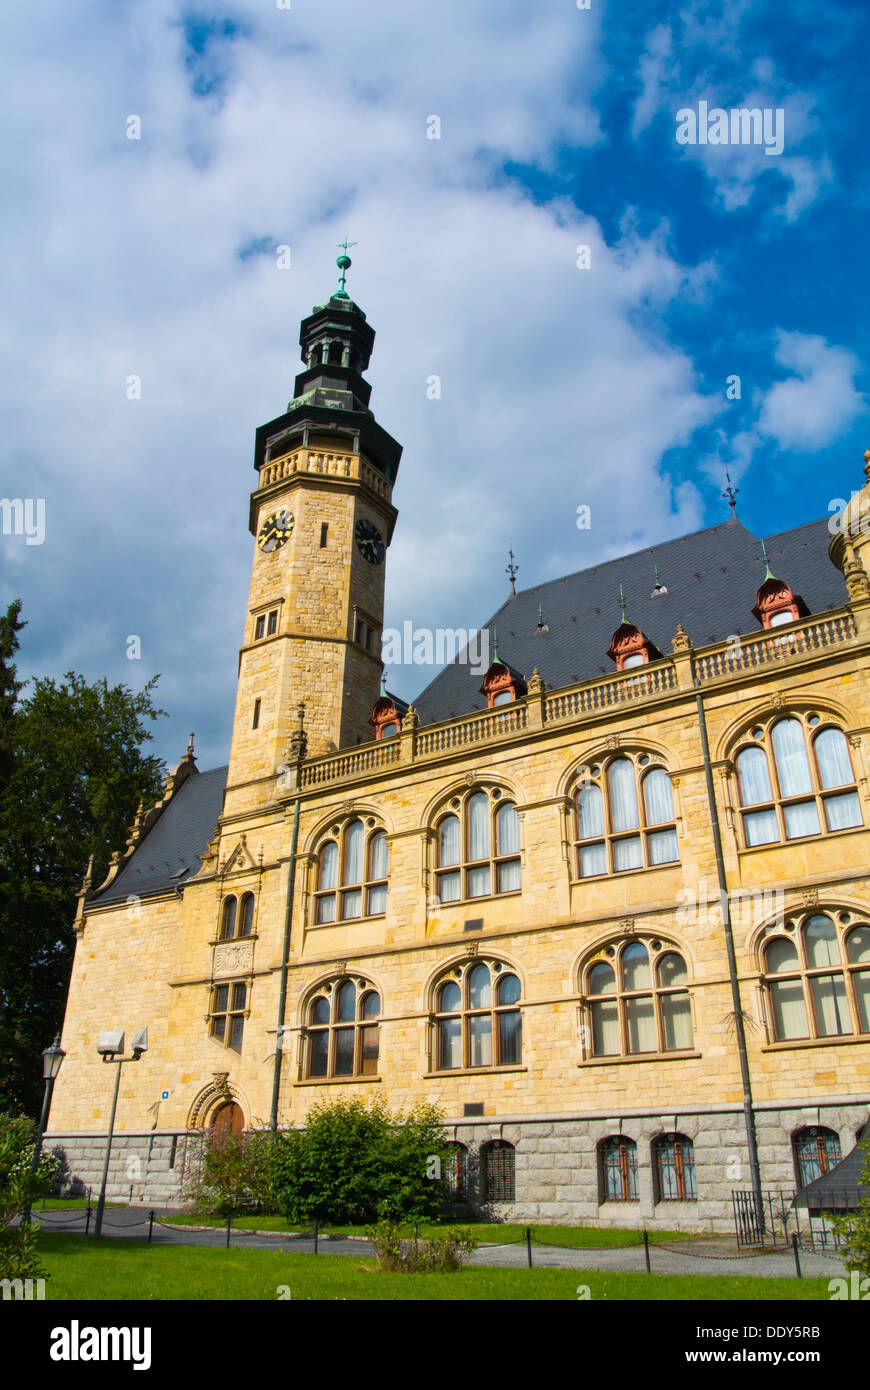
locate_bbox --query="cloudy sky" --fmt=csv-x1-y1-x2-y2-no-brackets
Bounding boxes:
1,0,868,771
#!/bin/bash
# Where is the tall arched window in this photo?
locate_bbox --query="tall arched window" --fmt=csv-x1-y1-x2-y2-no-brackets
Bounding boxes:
793,1126,841,1187
599,1136,638,1202
433,960,522,1071
574,756,679,878
736,716,861,847
762,913,870,1040
652,1134,696,1201
435,788,521,904
219,893,256,939
219,896,237,940
314,819,389,923
482,1140,515,1201
584,939,693,1057
306,978,381,1078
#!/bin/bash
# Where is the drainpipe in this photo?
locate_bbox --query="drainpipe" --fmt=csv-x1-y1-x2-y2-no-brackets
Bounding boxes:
694,680,764,1222
270,794,301,1131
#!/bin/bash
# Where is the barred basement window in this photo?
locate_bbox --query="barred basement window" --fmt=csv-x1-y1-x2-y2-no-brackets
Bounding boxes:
482,1141,515,1201
653,1133,697,1201
210,981,246,1053
306,979,381,1078
574,756,679,879
444,1143,468,1201
793,1126,841,1187
314,820,389,923
763,914,870,1041
599,1136,638,1202
736,717,861,847
435,789,521,904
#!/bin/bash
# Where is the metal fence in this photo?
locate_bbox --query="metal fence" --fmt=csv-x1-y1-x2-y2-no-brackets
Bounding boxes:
732,1188,859,1250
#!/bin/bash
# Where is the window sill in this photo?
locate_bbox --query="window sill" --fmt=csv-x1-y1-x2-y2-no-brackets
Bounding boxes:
310,913,387,927
579,1051,702,1067
434,891,522,910
294,1075,383,1086
424,1065,528,1079
570,862,680,885
762,1033,869,1052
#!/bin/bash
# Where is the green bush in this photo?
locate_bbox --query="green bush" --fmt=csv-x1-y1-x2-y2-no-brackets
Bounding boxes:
273,1098,452,1226
182,1128,282,1217
365,1219,477,1272
828,1141,870,1277
0,1112,59,1280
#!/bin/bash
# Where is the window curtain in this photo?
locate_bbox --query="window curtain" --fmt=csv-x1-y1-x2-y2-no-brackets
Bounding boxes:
852,971,870,1032
769,978,809,1039
814,728,853,789
809,975,849,1035
468,964,492,1008
580,843,607,877
498,1011,522,1065
643,769,674,825
622,943,651,990
608,759,639,831
578,784,605,838
804,916,840,968
661,992,693,1049
824,791,862,831
613,836,643,871
783,800,821,839
591,1000,619,1055
467,793,490,860
625,996,656,1052
319,841,338,890
496,802,521,854
469,1015,493,1067
772,718,813,796
737,747,773,805
439,815,460,866
343,820,364,884
369,831,389,879
497,860,521,892
744,807,779,845
648,828,679,864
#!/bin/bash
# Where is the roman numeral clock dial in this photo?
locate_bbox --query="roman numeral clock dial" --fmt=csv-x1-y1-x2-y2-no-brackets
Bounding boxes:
355,519,385,565
257,508,295,554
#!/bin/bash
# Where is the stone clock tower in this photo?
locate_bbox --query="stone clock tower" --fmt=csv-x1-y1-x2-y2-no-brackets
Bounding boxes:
225,255,402,810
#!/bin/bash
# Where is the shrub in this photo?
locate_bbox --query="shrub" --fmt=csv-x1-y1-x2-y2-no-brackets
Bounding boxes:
273,1098,452,1226
365,1219,477,1273
828,1141,870,1277
182,1128,282,1217
0,1112,59,1280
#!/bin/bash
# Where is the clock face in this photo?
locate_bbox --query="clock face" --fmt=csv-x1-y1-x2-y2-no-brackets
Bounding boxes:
258,508,295,554
355,519,385,565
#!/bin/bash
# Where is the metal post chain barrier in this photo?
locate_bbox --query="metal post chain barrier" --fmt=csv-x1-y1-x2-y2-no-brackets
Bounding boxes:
225,1214,232,1249
791,1233,802,1279
526,1227,532,1267
643,1229,651,1273
148,1211,155,1244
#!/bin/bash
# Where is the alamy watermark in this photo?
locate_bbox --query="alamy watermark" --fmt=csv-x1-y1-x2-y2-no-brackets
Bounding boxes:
675,102,784,156
381,624,489,677
0,497,45,545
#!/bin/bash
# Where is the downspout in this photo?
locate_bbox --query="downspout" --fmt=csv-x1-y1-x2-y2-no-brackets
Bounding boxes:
270,794,301,1131
694,679,764,1221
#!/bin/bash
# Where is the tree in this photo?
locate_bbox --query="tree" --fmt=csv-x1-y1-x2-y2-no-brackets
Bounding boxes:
0,1112,59,1281
829,1143,870,1277
0,605,167,1116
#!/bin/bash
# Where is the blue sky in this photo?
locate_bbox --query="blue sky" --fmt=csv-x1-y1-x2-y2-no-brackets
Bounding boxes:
1,0,868,770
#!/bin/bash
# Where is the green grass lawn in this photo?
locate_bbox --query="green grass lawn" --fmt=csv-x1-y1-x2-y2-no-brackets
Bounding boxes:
37,1234,828,1301
161,1213,703,1248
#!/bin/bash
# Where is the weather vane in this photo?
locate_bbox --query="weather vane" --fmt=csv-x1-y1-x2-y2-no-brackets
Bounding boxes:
723,469,739,520
506,549,519,598
618,583,627,624
336,239,358,296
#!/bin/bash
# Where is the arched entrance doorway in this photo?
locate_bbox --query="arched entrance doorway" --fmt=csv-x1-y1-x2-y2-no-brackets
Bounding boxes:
212,1101,244,1140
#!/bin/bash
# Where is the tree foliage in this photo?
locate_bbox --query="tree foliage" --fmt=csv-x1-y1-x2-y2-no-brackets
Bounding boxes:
829,1142,870,1277
0,1112,59,1280
0,600,167,1115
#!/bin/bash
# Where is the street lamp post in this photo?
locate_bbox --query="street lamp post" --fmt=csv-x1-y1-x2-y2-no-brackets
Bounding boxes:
93,1027,148,1240
23,1034,66,1224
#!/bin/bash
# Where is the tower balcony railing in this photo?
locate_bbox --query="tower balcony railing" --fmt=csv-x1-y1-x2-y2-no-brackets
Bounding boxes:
293,606,860,791
259,446,390,499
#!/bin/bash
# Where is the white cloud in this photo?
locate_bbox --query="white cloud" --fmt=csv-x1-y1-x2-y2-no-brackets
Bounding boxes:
757,332,864,452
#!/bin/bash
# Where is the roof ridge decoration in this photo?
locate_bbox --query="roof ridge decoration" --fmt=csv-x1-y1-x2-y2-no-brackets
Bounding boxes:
91,736,199,898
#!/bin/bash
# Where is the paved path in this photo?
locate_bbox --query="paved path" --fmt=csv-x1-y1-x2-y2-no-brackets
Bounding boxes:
33,1208,848,1279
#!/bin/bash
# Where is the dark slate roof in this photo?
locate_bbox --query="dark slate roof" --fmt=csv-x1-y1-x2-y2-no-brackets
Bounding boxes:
414,517,848,723
793,1117,870,1209
92,766,228,906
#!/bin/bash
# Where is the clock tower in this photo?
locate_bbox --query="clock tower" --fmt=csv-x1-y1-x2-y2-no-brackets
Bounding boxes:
225,255,402,811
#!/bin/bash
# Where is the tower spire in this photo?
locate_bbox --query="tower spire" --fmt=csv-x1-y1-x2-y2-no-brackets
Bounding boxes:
506,549,519,599
618,583,628,624
336,239,357,299
760,538,774,581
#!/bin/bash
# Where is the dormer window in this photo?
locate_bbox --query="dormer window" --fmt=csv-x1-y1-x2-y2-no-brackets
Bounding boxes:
752,556,807,630
479,653,526,708
623,652,645,669
608,623,661,672
370,691,409,740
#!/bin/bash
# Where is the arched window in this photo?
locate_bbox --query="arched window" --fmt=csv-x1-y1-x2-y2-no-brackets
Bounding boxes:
209,981,246,1052
599,1136,637,1202
793,1126,842,1187
444,1143,468,1202
762,913,870,1041
314,819,389,923
433,960,522,1071
736,716,861,847
573,756,679,878
219,896,237,940
239,893,255,937
435,788,521,904
305,978,381,1078
584,939,693,1057
482,1140,515,1201
653,1134,696,1201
